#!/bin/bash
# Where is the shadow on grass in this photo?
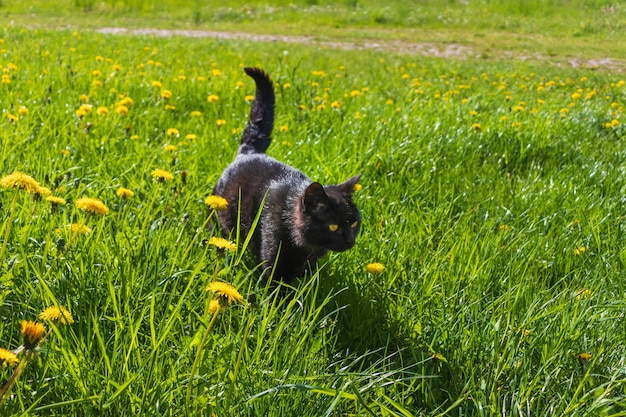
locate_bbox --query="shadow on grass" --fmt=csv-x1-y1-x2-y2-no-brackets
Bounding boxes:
316,270,465,413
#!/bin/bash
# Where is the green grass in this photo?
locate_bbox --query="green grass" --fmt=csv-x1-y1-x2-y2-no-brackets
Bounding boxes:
3,0,626,66
1,6,626,416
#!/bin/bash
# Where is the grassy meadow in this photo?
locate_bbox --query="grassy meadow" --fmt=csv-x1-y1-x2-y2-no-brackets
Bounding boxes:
4,0,626,62
1,1,626,416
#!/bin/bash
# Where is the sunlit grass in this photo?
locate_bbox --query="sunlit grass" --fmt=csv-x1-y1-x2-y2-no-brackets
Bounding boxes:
4,0,626,65
0,24,625,415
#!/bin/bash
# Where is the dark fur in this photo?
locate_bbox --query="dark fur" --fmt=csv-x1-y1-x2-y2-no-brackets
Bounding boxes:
213,67,361,283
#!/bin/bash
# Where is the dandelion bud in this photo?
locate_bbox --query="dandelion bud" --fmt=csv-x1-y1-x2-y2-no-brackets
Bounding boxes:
21,320,45,350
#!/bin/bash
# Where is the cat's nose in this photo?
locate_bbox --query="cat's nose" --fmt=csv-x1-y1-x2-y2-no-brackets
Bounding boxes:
343,234,355,248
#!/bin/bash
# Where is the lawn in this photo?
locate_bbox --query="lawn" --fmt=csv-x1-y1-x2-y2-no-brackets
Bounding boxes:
1,1,626,416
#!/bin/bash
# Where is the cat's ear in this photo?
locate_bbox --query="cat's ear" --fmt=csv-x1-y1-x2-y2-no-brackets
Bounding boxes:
338,174,361,196
304,182,331,214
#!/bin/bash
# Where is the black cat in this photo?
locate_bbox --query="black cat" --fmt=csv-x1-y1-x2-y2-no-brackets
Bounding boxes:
213,67,361,283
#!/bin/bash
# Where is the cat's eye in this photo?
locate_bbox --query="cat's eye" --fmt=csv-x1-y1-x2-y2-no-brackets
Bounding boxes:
328,224,339,232
350,221,359,228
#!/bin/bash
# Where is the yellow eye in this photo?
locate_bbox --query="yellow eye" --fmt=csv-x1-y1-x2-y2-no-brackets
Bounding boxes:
350,221,359,228
328,224,339,232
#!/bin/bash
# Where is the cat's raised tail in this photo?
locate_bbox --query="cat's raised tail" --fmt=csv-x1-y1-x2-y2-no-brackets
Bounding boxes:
239,67,275,155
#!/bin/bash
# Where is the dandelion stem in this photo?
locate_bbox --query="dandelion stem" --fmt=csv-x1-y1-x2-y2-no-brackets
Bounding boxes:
210,259,219,283
0,191,19,263
185,306,220,410
0,356,28,406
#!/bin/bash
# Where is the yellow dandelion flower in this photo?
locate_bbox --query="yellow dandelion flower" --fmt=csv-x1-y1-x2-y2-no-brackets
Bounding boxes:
186,133,197,140
151,168,174,181
39,305,74,325
216,119,226,127
205,195,228,210
574,288,592,299
190,111,202,117
206,281,243,305
331,100,341,109
245,95,255,103
166,128,179,137
151,80,162,89
46,196,67,206
352,183,362,192
0,348,19,368
576,352,592,361
164,144,177,152
279,125,288,133
18,106,29,116
207,94,219,103
68,223,91,235
116,187,134,198
366,262,384,274
165,104,176,111
209,236,236,252
21,320,45,349
75,197,110,216
117,97,134,107
208,299,221,315
574,246,586,256
211,69,222,77
96,106,109,116
115,105,129,115
0,171,41,194
35,186,52,197
7,113,18,122
472,123,482,131
160,89,173,99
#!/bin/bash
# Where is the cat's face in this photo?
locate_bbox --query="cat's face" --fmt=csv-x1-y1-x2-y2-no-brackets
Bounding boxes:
301,175,361,252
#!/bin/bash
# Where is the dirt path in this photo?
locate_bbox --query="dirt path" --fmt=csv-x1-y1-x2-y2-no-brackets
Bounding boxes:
96,27,474,59
96,27,624,72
